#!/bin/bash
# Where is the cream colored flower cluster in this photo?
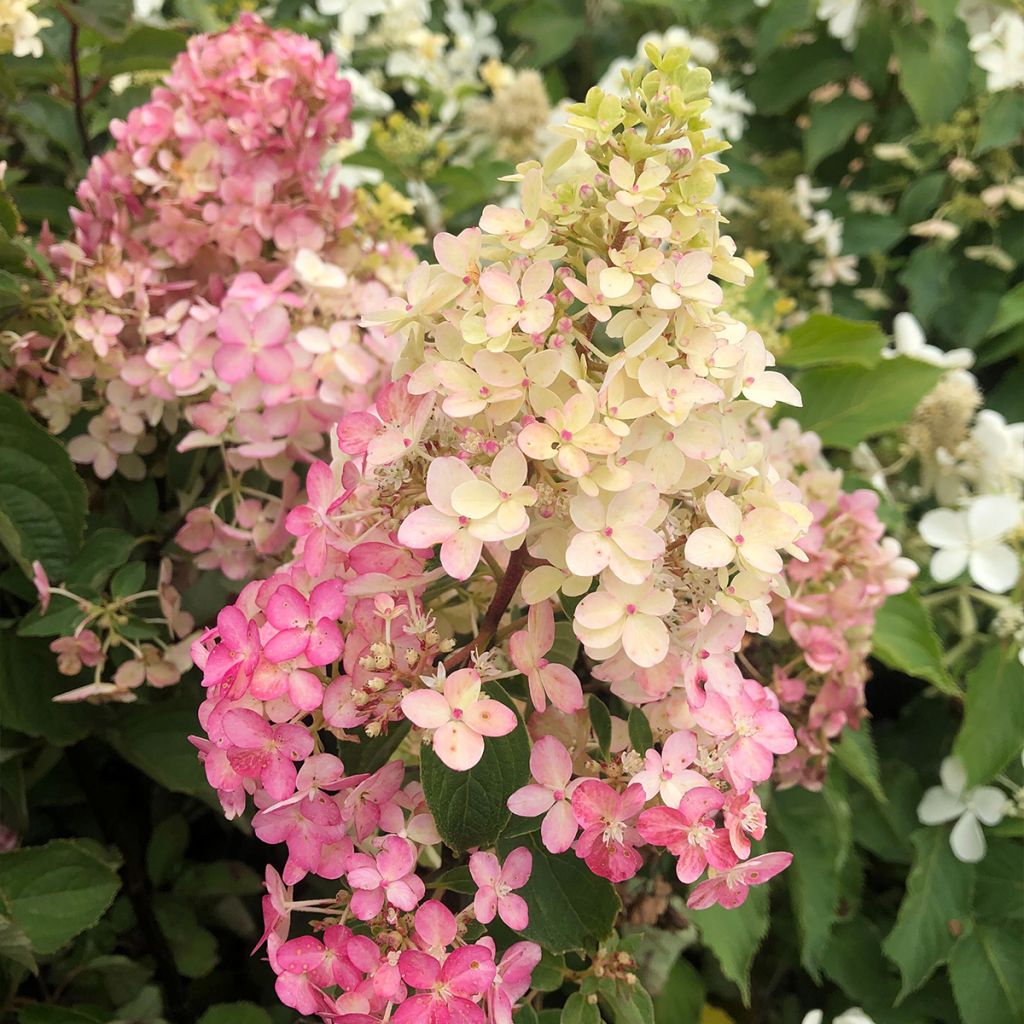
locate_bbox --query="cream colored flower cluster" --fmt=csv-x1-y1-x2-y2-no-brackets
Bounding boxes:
371,45,811,676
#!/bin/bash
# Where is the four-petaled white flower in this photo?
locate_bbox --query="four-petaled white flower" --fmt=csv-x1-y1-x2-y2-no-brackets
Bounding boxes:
918,494,1022,594
918,757,1006,863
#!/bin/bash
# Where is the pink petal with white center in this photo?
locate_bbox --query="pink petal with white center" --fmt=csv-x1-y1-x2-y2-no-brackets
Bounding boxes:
499,892,529,930
440,530,483,580
508,784,556,817
213,344,254,383
542,663,584,713
541,800,578,853
470,851,502,888
501,847,533,887
463,699,517,737
398,506,458,549
480,268,521,306
402,688,452,730
433,720,485,770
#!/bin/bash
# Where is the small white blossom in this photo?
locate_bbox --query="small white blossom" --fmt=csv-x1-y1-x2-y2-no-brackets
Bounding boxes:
881,313,974,369
918,757,1007,863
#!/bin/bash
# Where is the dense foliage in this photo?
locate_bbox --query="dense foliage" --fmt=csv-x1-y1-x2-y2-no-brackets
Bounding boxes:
0,2,1021,1024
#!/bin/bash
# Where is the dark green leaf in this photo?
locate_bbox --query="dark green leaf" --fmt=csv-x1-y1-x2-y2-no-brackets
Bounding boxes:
832,721,886,804
0,913,36,975
197,1007,273,1024
0,631,99,746
597,976,656,1024
873,590,958,695
954,645,1024,786
882,828,975,999
106,697,210,800
780,314,886,369
422,683,530,851
0,839,121,955
948,924,1023,1024
974,840,1024,925
560,992,600,1024
589,696,613,760
689,884,769,1005
62,0,134,40
99,26,188,76
0,393,87,579
894,22,971,126
498,832,620,955
975,90,1024,156
64,528,137,591
793,357,945,448
804,95,871,170
653,958,703,1024
627,707,653,754
771,782,852,976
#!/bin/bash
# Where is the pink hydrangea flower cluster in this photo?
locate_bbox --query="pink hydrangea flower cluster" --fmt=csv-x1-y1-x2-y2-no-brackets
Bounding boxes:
186,50,828,1019
762,421,918,789
5,14,416,582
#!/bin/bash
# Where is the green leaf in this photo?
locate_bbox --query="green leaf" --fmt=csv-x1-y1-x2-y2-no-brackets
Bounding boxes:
62,0,133,40
597,976,656,1024
99,26,188,76
948,924,1023,1024
918,0,958,28
0,392,87,579
689,884,769,1005
0,631,99,746
872,590,958,695
976,90,1024,156
840,214,906,257
198,1007,272,1024
627,707,653,754
498,832,620,955
954,645,1024,787
747,40,850,114
146,816,189,887
342,720,411,775
110,561,146,599
0,913,36,975
106,697,210,799
64,528,137,591
154,898,218,978
894,21,971,126
780,314,886,369
0,839,121,955
18,1008,105,1024
654,958,704,1024
771,782,852,977
832,721,886,804
882,828,975,999
588,696,613,760
985,282,1024,339
822,918,901,1012
422,683,530,851
804,95,871,170
793,357,945,448
975,840,1024,925
561,992,600,1024
899,245,954,327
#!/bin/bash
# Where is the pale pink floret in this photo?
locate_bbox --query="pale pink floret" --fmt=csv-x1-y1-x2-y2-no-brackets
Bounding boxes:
686,851,794,910
345,835,425,920
469,847,532,931
285,460,343,576
564,481,665,585
507,735,583,854
397,457,486,580
393,945,496,1024
213,303,293,385
479,262,555,337
637,786,737,883
571,780,646,883
694,683,797,790
401,668,518,771
509,601,584,713
723,790,767,859
630,730,707,806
